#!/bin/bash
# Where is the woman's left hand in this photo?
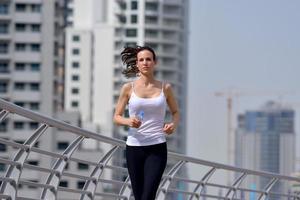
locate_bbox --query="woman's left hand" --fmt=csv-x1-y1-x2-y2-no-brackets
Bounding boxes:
163,123,176,135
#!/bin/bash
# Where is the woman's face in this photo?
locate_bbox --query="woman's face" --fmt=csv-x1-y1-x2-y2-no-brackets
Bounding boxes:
136,50,156,75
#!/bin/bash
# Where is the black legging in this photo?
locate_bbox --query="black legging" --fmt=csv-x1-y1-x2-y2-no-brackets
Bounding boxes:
126,142,167,200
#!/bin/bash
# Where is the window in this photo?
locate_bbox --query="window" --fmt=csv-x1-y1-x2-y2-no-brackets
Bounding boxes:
0,144,6,152
65,163,69,170
0,163,6,172
28,180,38,189
30,102,40,110
57,142,69,150
15,43,26,51
59,181,68,187
30,83,40,91
31,24,40,32
72,35,80,42
0,82,8,93
71,101,78,108
31,43,40,52
145,2,158,11
72,75,79,81
15,63,25,71
34,142,39,148
131,15,138,23
0,4,9,14
67,21,73,27
0,62,9,73
125,42,136,47
77,162,89,170
72,88,79,94
77,181,85,189
14,140,25,147
14,101,25,107
0,42,8,53
131,1,138,10
145,29,158,38
14,82,25,90
0,121,7,132
0,23,8,33
29,122,39,130
120,1,126,10
72,62,79,68
15,4,26,12
72,48,80,55
126,29,137,37
15,23,26,32
145,16,158,24
118,15,126,24
67,8,73,16
14,121,24,130
30,63,40,71
28,160,39,166
31,4,41,12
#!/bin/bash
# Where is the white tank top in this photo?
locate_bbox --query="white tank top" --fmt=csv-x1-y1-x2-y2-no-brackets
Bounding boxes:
126,82,167,146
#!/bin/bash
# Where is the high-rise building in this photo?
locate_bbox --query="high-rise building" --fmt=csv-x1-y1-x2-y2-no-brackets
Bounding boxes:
235,101,295,199
0,0,62,197
0,1,103,198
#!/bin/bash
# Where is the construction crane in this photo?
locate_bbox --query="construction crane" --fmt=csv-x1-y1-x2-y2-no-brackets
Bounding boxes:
215,88,293,184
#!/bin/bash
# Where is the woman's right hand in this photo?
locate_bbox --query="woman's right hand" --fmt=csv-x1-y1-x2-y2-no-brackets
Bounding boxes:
127,117,141,128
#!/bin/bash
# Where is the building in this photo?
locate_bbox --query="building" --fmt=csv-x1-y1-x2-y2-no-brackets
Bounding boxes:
0,1,103,198
0,0,61,197
235,101,295,199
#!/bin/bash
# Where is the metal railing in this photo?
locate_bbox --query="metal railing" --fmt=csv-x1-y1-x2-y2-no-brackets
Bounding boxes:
0,98,300,200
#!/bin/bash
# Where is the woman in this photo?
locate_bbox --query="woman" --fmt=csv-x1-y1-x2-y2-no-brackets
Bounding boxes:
113,46,179,200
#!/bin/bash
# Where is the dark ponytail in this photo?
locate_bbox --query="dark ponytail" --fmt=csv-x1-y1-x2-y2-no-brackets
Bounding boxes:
121,45,156,78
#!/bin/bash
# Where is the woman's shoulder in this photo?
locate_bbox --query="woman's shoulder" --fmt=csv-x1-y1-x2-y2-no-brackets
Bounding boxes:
118,82,133,99
161,81,173,99
162,81,172,91
121,82,133,92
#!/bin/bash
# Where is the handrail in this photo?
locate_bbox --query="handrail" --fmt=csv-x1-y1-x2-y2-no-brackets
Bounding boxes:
0,98,300,200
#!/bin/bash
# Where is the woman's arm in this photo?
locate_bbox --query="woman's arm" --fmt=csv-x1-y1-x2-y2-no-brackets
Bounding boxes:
113,83,141,128
163,83,180,134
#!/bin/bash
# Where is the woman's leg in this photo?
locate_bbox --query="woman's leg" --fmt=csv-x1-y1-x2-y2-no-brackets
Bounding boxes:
142,143,167,200
126,145,146,200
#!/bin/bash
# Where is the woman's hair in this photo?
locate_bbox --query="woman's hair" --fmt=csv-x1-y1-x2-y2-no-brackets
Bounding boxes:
121,45,156,78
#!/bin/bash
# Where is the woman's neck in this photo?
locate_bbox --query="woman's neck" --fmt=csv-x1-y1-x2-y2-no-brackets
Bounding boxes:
138,74,155,86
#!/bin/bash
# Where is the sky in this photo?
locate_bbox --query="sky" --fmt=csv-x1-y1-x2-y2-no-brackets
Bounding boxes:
187,0,300,180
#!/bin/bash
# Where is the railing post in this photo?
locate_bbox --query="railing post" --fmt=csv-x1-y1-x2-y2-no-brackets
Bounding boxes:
0,124,48,199
156,160,186,200
0,110,9,121
258,178,278,200
41,136,85,199
225,172,247,199
80,145,119,200
189,167,217,200
119,175,131,200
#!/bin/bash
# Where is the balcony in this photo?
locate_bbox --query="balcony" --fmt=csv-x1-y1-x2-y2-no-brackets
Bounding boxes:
163,0,183,6
0,31,12,41
14,13,41,24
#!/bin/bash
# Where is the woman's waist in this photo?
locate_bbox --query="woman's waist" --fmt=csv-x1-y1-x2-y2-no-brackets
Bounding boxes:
129,126,164,135
133,120,164,131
